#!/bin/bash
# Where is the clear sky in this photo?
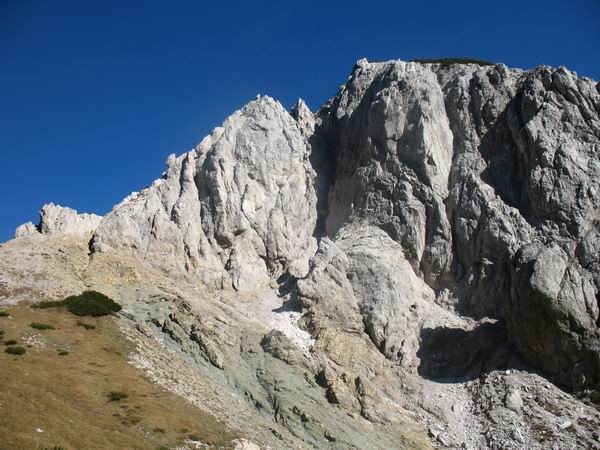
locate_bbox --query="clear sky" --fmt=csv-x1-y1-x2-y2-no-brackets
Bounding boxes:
1,0,599,242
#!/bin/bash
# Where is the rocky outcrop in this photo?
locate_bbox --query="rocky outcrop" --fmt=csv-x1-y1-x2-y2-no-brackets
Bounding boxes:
509,242,600,388
14,203,102,238
14,222,38,238
39,203,103,235
298,224,467,370
92,96,318,290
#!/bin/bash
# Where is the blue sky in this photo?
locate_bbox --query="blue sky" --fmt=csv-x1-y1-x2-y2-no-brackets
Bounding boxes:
1,0,599,241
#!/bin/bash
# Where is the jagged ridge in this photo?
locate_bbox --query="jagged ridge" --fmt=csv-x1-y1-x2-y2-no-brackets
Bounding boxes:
81,58,600,391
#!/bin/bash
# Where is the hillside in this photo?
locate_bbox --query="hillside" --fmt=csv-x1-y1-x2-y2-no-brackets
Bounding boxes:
0,304,240,449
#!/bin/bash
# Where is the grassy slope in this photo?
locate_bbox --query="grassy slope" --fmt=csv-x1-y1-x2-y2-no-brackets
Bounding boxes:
0,305,238,450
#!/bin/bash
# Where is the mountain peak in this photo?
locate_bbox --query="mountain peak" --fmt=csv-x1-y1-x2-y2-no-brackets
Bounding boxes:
5,59,600,449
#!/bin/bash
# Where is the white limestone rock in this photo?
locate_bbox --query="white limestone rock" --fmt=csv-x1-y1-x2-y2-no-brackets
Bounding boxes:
298,224,469,370
92,96,318,290
14,222,38,238
315,58,600,390
89,59,600,388
38,203,102,235
15,203,102,238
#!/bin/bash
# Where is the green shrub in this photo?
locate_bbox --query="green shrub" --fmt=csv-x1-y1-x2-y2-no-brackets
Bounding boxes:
33,291,121,317
57,350,69,356
76,321,96,330
5,345,26,355
108,391,128,402
32,300,67,309
0,310,9,317
4,339,17,345
31,322,55,330
411,58,494,67
42,447,66,450
65,291,121,317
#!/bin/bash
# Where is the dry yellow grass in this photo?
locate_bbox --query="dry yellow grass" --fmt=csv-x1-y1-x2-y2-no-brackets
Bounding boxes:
0,305,238,450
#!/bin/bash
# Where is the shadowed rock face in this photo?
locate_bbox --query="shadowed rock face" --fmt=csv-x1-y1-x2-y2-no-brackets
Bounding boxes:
10,59,600,449
417,321,508,381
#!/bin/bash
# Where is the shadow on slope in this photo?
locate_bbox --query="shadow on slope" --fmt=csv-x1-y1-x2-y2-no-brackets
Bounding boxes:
417,320,511,382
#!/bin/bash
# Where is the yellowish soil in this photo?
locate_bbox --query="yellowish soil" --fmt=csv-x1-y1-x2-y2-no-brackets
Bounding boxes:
0,305,238,450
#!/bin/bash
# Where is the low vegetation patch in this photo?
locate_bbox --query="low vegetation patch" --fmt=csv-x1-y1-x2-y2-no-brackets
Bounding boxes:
33,291,121,317
66,291,121,317
4,339,17,345
76,321,96,330
0,310,9,317
5,345,26,355
33,300,65,309
411,58,494,67
58,350,69,356
108,391,128,402
31,322,55,330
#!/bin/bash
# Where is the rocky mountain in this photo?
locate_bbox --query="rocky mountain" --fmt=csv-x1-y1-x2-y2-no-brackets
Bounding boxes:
4,58,600,449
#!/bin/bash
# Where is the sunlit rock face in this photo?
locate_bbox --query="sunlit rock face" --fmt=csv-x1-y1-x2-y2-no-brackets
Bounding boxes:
92,96,319,290
15,203,102,238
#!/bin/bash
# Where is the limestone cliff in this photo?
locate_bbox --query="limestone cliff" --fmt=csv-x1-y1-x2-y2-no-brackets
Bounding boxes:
5,59,600,450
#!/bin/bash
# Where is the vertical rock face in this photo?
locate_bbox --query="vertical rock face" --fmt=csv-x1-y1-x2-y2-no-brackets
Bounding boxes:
319,60,455,291
92,96,318,290
308,60,600,390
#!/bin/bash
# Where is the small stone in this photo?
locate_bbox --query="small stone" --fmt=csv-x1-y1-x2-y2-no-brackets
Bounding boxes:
324,430,336,442
511,428,525,443
35,428,43,433
428,426,441,439
505,389,524,412
234,439,261,450
437,433,454,447
558,420,572,430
